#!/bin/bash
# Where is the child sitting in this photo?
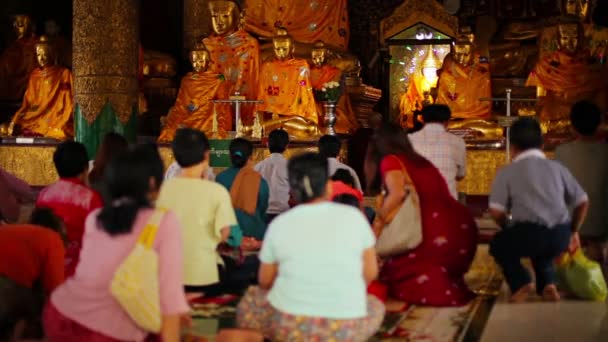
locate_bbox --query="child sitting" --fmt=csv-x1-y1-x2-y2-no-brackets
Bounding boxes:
489,117,589,303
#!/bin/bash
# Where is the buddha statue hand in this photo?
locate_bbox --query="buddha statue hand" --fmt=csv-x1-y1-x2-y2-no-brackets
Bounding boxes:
261,113,319,139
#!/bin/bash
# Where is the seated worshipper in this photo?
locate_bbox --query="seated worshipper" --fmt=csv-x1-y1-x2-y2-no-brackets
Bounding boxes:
318,134,362,191
88,132,128,190
0,168,34,223
366,123,478,306
489,117,589,303
0,208,66,342
44,146,189,342
36,141,102,277
157,128,239,297
236,153,385,340
556,101,608,270
409,104,466,200
254,129,290,223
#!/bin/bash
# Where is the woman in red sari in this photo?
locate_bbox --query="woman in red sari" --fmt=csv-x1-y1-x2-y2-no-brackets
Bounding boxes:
366,123,478,306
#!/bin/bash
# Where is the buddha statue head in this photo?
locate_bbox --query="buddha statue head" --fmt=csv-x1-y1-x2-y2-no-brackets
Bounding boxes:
453,38,474,67
557,19,583,54
190,43,211,73
561,0,592,21
209,1,240,36
311,41,328,67
273,28,294,61
458,26,475,45
13,14,34,40
35,36,54,68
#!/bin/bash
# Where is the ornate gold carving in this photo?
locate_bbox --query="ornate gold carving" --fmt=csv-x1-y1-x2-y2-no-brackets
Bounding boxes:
183,0,213,54
73,0,139,123
381,0,457,42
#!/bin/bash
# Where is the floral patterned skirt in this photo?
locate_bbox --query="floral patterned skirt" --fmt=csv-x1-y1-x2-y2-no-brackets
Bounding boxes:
236,286,385,341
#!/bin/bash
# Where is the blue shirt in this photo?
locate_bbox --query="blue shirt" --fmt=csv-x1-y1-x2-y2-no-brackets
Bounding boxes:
260,202,375,319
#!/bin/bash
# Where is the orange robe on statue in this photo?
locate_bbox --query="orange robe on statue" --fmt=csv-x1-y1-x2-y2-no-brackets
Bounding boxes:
0,36,38,101
526,50,607,122
256,59,318,123
158,72,227,142
204,29,260,126
399,75,434,128
311,65,359,134
436,62,491,119
11,65,73,140
244,0,350,50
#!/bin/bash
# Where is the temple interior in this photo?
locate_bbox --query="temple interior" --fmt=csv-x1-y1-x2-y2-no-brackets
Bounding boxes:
0,0,607,341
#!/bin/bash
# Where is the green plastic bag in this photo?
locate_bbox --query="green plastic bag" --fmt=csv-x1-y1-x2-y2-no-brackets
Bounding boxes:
555,249,607,301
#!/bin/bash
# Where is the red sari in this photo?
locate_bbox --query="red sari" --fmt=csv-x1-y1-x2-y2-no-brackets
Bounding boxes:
379,154,478,306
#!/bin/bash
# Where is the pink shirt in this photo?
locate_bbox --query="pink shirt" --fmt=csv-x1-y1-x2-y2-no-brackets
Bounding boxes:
51,208,189,341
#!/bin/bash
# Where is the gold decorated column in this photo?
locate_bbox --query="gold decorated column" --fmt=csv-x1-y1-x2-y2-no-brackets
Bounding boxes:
73,0,139,157
183,0,212,56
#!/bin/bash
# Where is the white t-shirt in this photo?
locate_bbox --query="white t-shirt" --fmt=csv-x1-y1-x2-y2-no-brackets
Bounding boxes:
164,161,215,181
260,202,375,319
254,153,290,214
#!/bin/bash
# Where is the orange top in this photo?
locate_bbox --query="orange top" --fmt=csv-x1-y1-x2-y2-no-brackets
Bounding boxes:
436,62,491,119
256,58,318,123
0,224,65,294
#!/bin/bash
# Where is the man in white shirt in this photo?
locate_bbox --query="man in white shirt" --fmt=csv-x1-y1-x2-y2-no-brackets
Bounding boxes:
318,135,362,192
254,129,291,222
409,104,466,199
165,161,215,181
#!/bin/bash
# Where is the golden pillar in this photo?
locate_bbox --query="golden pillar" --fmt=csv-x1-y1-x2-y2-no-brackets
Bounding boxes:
183,0,213,56
73,0,139,157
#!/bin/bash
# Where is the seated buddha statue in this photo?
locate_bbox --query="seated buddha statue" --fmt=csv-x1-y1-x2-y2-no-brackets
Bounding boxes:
4,36,73,140
437,39,503,139
256,28,319,139
399,45,440,129
158,45,228,142
539,0,591,58
526,18,607,135
0,14,39,102
310,41,359,134
203,0,260,126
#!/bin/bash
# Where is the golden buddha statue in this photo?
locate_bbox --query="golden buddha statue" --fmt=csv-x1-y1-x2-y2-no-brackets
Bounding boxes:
256,28,319,139
203,0,260,126
158,45,228,142
310,41,359,134
399,45,440,128
527,19,607,135
3,36,74,140
539,0,592,57
0,14,39,102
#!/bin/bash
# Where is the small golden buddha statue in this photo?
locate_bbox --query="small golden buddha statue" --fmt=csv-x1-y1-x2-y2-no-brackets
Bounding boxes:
158,44,229,142
527,18,607,135
203,0,260,126
310,41,359,134
256,28,319,139
3,36,74,140
437,39,502,139
0,14,39,102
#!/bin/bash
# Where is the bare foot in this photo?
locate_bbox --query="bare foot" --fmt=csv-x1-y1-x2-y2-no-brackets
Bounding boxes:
542,284,561,302
510,283,534,303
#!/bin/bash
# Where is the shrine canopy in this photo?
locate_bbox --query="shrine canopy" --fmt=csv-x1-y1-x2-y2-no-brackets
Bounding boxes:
381,0,457,45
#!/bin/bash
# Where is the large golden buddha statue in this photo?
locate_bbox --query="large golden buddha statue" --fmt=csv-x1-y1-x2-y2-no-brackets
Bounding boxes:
256,28,319,139
4,36,73,140
158,45,228,142
437,38,492,120
310,41,359,134
0,14,39,102
539,0,592,57
203,0,260,126
527,18,607,135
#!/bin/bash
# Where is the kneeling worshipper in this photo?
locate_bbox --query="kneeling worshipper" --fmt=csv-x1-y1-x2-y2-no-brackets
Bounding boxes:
8,36,73,140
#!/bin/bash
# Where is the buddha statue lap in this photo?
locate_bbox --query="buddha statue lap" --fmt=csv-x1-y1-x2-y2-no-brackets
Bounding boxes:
256,28,319,139
310,41,359,134
437,38,503,139
526,18,607,135
203,0,260,127
158,45,228,142
2,36,74,140
0,14,39,102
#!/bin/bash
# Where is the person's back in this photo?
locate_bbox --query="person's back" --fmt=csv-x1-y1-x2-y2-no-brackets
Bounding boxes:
254,129,290,220
318,134,363,191
409,104,466,199
36,142,102,276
